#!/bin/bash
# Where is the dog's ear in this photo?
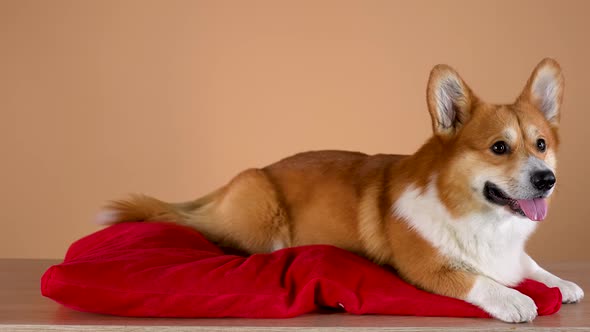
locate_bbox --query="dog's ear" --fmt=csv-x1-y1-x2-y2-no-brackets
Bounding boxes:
517,58,564,126
426,65,476,136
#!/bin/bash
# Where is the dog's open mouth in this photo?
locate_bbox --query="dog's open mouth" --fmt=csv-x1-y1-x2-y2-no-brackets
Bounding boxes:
483,182,548,221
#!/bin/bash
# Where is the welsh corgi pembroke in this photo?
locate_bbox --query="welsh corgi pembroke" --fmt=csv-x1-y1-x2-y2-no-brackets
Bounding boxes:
101,58,583,322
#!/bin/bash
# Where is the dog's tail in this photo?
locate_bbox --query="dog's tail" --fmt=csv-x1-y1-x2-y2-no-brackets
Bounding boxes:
96,189,223,227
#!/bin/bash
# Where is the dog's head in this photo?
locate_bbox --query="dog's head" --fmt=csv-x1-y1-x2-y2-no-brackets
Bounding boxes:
426,59,563,221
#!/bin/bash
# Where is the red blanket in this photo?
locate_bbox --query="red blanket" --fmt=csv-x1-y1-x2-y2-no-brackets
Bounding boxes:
41,222,561,318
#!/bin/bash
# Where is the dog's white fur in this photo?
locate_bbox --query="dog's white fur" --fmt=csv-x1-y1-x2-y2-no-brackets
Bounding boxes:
395,182,535,286
394,180,583,322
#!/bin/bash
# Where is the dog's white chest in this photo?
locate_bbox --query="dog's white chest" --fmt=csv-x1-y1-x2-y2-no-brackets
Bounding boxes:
393,184,538,286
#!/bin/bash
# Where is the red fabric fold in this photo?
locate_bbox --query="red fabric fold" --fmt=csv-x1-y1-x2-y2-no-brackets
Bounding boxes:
41,222,562,318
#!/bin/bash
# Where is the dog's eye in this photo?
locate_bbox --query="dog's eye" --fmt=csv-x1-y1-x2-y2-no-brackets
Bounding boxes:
491,141,509,155
537,138,546,152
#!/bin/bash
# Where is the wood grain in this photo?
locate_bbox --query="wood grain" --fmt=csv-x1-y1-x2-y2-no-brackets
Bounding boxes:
1,259,588,331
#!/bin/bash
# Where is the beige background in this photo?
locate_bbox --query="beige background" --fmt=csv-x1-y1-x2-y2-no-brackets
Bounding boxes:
1,0,589,261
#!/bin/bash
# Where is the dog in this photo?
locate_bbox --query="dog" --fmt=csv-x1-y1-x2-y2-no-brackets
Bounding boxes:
99,58,583,322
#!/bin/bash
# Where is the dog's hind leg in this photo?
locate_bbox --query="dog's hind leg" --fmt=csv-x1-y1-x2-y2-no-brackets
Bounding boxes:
101,168,291,254
196,168,291,253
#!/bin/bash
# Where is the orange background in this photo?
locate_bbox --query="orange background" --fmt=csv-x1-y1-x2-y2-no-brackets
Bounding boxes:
1,0,589,261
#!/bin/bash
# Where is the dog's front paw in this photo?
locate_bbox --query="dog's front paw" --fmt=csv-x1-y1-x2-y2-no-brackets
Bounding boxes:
484,288,538,323
468,278,537,323
554,279,584,303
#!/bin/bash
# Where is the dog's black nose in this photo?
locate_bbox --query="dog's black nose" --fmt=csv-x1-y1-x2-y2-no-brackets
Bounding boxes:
531,170,556,191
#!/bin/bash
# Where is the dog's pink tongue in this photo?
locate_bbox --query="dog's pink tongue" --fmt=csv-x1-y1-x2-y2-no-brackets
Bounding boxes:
517,198,548,221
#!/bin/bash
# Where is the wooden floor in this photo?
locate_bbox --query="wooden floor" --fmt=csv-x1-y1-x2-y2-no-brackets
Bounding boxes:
0,259,588,331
